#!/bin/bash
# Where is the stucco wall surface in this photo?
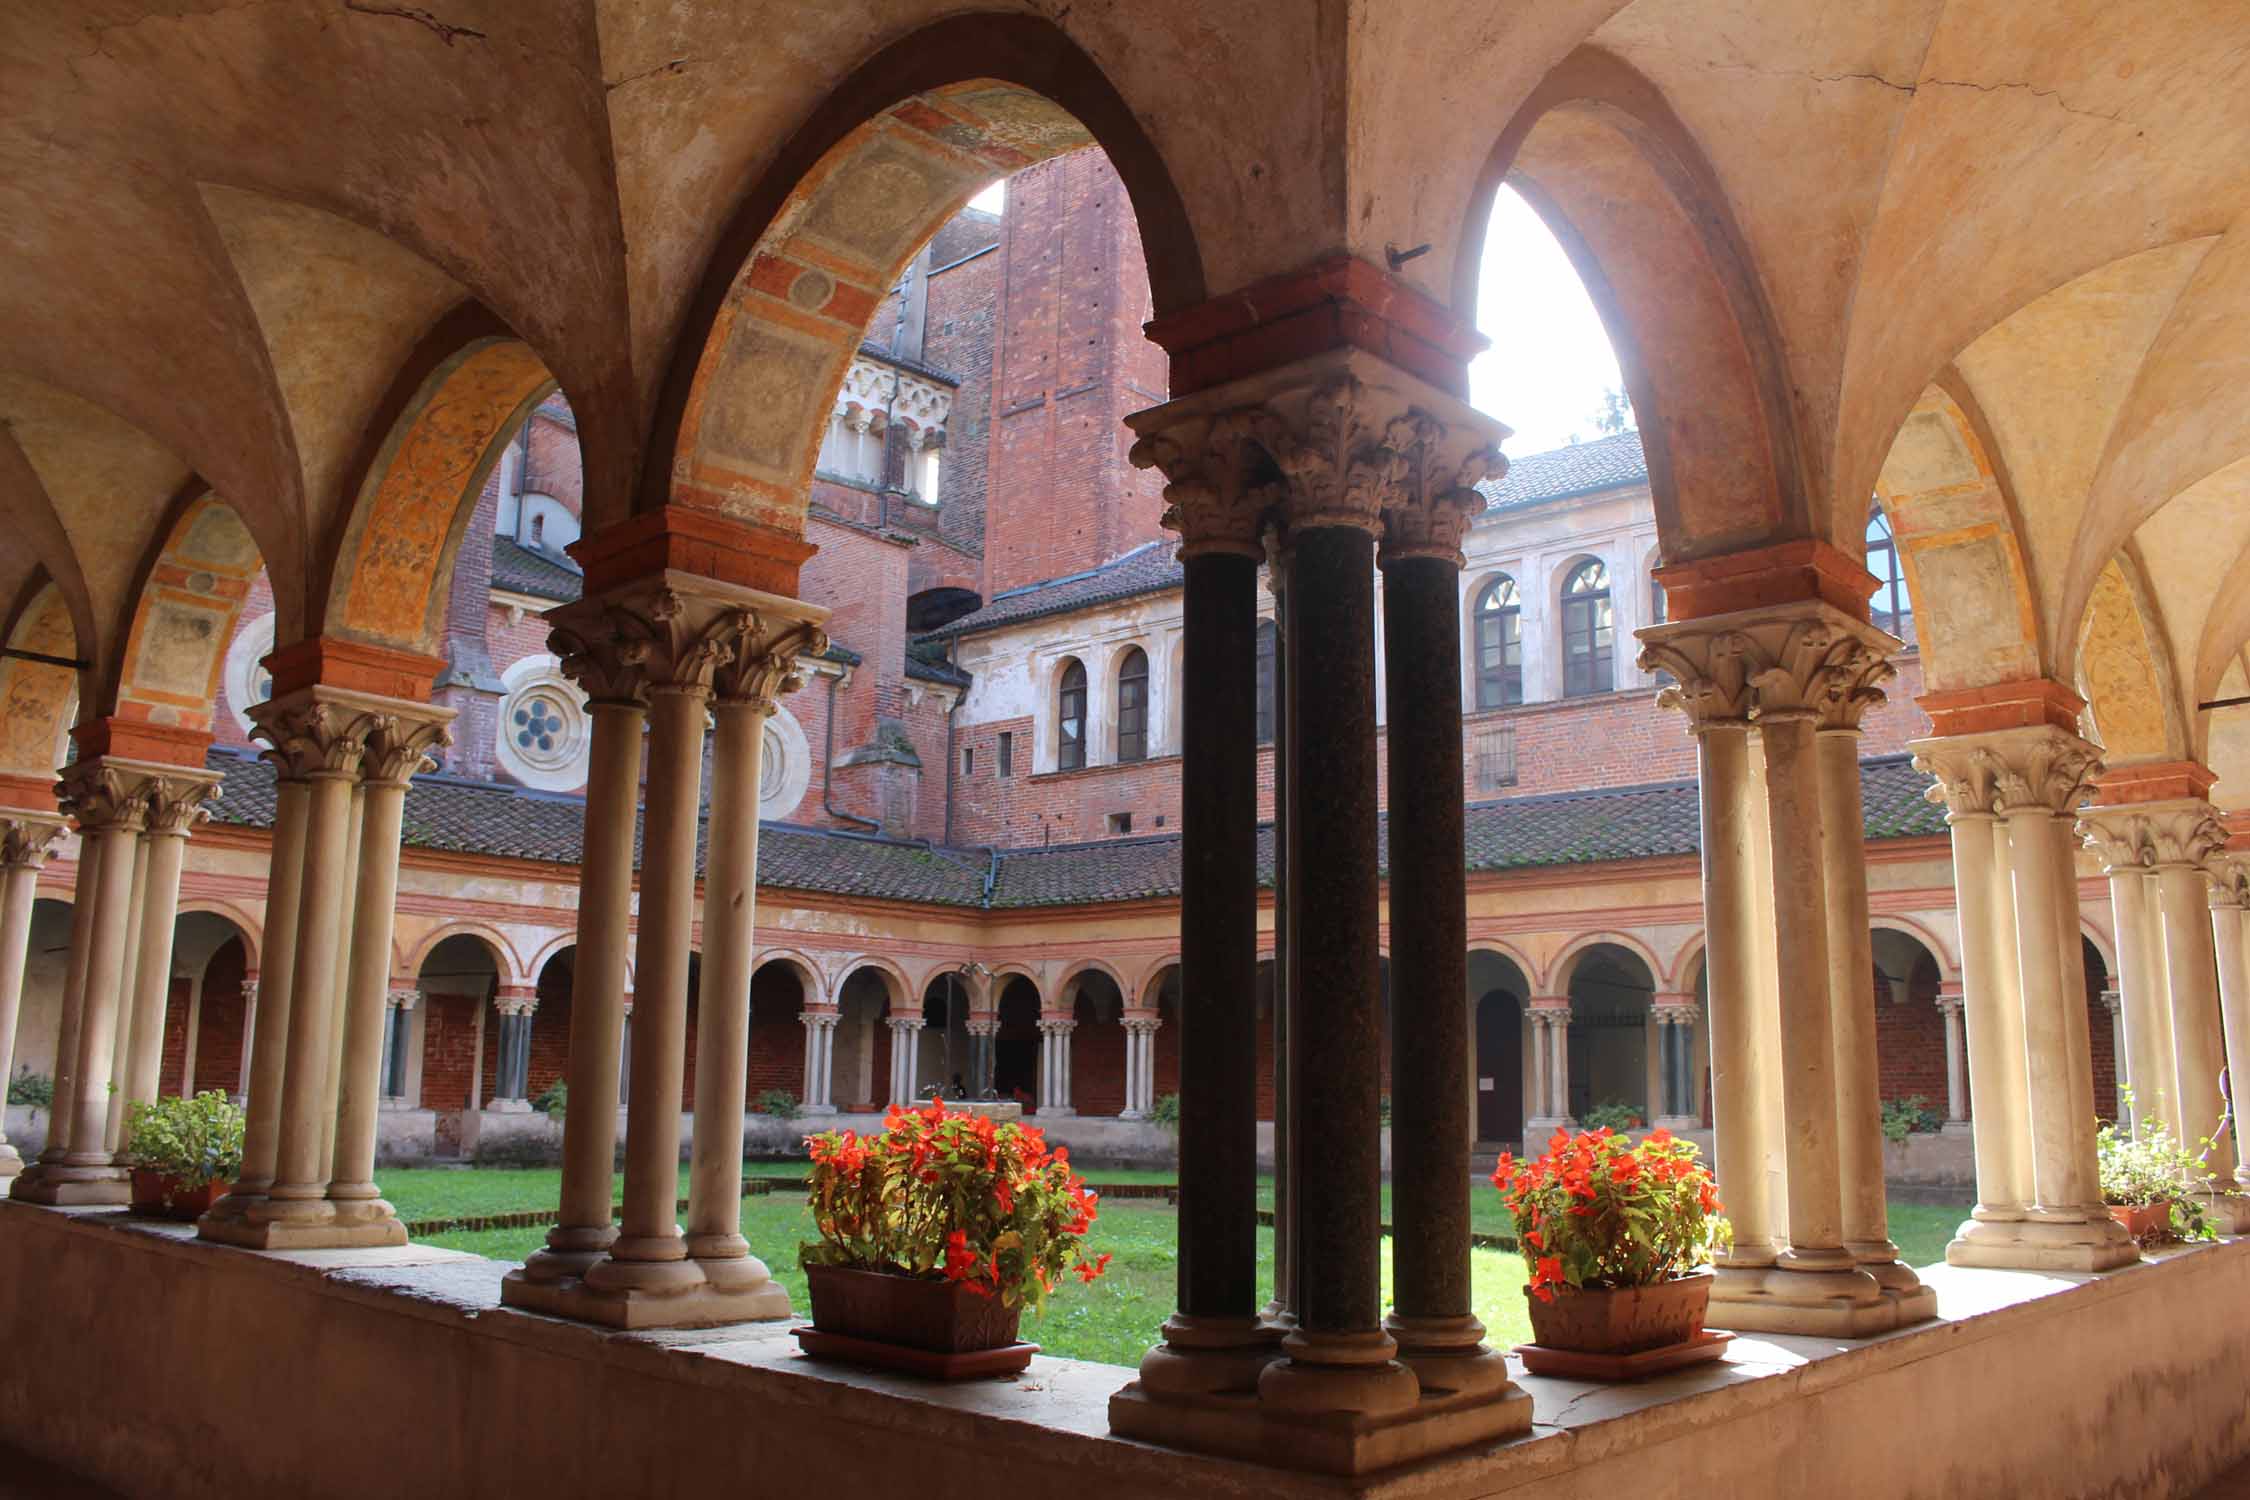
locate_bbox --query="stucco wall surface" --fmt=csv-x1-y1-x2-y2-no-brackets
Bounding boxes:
3,1205,2248,1500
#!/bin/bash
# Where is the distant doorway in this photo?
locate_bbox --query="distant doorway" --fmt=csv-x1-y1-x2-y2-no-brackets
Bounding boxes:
1475,989,1525,1144
993,976,1041,1108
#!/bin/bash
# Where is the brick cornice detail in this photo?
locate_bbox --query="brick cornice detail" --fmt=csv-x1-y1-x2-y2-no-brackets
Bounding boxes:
2088,758,2218,806
1916,678,2085,738
570,507,818,599
1143,254,1488,399
68,716,212,771
1652,539,1878,625
264,636,447,703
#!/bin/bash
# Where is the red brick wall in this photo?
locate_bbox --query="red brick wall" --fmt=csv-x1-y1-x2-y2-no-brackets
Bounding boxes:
155,976,192,1098
982,152,1167,599
419,991,485,1112
526,991,570,1104
748,963,808,1104
190,938,248,1095
523,404,585,520
1873,963,1948,1109
923,212,1001,560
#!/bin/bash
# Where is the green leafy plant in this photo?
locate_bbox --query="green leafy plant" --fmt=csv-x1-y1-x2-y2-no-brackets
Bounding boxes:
753,1088,802,1121
6,1067,52,1113
1147,1092,1181,1133
123,1090,244,1188
533,1080,567,1126
1580,1100,1644,1133
2097,1104,2219,1244
802,1099,1108,1311
1493,1126,1730,1302
1880,1095,1945,1143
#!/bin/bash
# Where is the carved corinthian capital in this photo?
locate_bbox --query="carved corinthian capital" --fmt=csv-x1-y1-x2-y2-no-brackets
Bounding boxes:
1255,376,1398,533
57,761,152,834
713,617,828,711
1638,600,1895,732
554,581,830,704
1129,408,1272,561
249,695,380,781
141,768,223,836
1378,409,1506,568
2078,797,2228,871
0,814,64,869
362,712,454,788
1911,738,2006,819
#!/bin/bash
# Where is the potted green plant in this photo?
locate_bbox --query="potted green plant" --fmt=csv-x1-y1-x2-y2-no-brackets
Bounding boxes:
1493,1126,1731,1378
2097,1113,2215,1245
123,1090,244,1220
798,1098,1109,1378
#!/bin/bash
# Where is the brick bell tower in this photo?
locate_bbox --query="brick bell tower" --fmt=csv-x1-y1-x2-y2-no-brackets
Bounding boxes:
980,149,1171,599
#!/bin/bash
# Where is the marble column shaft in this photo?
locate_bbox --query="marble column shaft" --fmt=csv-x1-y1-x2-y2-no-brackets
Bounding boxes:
32,833,100,1175
117,780,215,1124
225,775,308,1203
58,780,149,1173
2208,868,2250,1188
2158,856,2233,1174
2106,862,2175,1132
0,818,63,1174
102,833,151,1155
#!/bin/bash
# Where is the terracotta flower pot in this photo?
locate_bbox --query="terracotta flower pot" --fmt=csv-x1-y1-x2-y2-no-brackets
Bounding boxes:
1525,1269,1712,1355
2109,1200,2172,1242
129,1169,233,1221
804,1263,1025,1354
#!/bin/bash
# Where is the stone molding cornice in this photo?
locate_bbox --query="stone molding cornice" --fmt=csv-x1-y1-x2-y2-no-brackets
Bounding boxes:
1911,726,2100,821
1377,408,1504,568
0,814,65,869
2078,798,2226,873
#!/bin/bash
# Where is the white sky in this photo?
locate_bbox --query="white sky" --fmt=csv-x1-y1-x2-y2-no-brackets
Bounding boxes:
1467,187,1626,456
967,178,1623,458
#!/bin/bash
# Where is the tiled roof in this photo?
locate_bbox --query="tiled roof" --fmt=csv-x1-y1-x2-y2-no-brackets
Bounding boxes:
922,541,1184,639
1476,430,1648,514
906,652,971,688
199,749,1946,911
490,537,584,603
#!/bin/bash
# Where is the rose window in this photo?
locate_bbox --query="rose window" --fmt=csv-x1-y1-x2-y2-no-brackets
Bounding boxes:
515,695,565,753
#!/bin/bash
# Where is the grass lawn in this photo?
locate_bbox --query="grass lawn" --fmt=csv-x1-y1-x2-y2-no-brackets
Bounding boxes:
407,1169,1967,1367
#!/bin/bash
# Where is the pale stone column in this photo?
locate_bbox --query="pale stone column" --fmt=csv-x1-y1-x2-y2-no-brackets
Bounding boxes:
2100,989,2128,1124
1973,733,2134,1268
1525,1009,1550,1124
23,830,98,1187
1036,1017,1075,1115
1920,738,2038,1261
800,1008,841,1113
102,832,152,1156
526,584,825,1328
684,631,811,1315
31,764,149,1200
249,700,376,1234
1650,996,1700,1128
964,1013,998,1099
114,774,221,1134
314,778,367,1179
1121,1015,1161,1117
2208,865,2250,1191
235,976,259,1095
0,816,64,1179
1545,1003,1571,1125
488,988,538,1105
2081,828,2175,1135
1812,652,1929,1313
514,652,646,1284
1639,628,1784,1295
1935,986,1970,1128
2149,810,2237,1186
890,1014,927,1105
327,714,444,1245
382,984,420,1101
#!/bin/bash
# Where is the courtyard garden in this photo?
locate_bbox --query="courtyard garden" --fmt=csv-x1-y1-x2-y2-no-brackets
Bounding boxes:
383,1166,1968,1368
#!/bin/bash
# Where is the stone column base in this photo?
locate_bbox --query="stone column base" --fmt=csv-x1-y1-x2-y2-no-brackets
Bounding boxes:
498,1263,792,1331
10,1164,128,1206
0,1142,21,1180
196,1198,408,1251
1109,1374,1532,1477
1706,1262,1917,1338
1944,1212,2139,1273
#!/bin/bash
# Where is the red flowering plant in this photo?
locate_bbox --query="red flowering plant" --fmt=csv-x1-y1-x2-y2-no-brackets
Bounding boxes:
801,1098,1110,1309
1492,1127,1730,1303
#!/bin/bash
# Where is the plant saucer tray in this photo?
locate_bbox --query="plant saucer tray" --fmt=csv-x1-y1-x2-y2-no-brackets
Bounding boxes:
793,1326,1039,1380
1514,1329,1732,1382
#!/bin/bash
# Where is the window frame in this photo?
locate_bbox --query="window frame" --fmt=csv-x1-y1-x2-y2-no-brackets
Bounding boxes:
1254,619,1278,742
1115,646,1150,764
1560,559,1614,698
1473,576,1524,710
1867,504,1911,641
1057,659,1088,771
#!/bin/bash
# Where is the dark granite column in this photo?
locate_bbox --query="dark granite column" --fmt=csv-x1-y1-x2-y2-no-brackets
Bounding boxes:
1267,538,1299,1323
1378,543,1511,1397
1258,519,1417,1417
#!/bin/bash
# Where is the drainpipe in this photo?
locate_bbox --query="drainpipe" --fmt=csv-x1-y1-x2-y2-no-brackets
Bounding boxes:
942,687,960,846
821,671,879,832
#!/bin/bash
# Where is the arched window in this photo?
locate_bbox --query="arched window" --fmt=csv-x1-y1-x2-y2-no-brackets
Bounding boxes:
1058,659,1088,770
1561,559,1614,697
1473,577,1523,709
1254,620,1278,742
1116,647,1150,763
1868,504,1912,643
